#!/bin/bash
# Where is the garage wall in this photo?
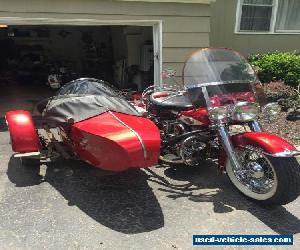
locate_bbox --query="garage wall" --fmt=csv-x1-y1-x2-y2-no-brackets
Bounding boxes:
0,0,212,85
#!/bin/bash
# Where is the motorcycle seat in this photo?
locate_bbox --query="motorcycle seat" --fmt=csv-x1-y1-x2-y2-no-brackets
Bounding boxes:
150,92,193,111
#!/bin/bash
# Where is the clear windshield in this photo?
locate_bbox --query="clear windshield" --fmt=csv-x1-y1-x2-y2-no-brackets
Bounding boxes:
183,48,257,88
183,48,261,107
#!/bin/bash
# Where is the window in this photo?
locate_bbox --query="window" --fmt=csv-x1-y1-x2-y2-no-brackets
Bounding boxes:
276,0,300,31
236,0,300,33
239,0,274,32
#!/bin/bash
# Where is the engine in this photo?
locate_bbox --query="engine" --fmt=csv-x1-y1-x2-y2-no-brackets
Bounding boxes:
160,120,187,138
179,135,207,166
157,119,209,166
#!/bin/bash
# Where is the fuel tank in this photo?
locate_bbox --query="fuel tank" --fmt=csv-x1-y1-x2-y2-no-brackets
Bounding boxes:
179,108,210,127
70,111,161,172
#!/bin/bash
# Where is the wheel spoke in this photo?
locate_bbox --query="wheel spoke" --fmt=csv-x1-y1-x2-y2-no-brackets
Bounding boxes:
233,148,276,194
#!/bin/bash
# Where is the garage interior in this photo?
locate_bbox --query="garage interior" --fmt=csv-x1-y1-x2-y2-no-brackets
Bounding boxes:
0,24,154,123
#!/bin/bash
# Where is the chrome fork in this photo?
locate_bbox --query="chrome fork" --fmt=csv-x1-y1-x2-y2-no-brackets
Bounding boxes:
217,126,241,171
248,120,263,132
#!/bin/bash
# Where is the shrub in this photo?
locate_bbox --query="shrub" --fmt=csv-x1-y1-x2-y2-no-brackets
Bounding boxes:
248,52,300,87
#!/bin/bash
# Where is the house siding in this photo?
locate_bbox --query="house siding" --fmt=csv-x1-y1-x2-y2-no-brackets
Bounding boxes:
210,0,300,57
0,0,212,84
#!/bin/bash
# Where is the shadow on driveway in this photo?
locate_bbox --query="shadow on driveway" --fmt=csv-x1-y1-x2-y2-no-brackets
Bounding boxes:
7,155,300,235
145,162,300,235
7,157,164,234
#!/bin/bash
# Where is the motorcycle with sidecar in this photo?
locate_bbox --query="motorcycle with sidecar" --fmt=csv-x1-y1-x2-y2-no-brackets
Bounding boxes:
6,48,300,206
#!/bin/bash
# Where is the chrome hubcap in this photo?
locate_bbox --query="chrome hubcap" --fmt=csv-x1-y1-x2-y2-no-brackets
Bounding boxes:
248,162,264,179
234,149,276,194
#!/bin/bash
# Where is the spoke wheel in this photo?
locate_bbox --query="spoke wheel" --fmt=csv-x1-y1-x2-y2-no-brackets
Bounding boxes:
226,147,300,205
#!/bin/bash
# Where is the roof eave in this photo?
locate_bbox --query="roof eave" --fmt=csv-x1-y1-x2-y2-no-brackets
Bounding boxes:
116,0,215,4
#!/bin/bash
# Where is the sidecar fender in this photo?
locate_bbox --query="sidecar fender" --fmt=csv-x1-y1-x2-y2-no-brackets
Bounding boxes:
231,132,297,156
5,110,41,153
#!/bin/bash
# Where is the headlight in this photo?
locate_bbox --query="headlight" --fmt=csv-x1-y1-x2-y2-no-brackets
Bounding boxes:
263,102,281,119
209,106,230,122
232,102,259,122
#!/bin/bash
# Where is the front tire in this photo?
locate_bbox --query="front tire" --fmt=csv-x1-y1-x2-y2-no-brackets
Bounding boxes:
226,148,300,205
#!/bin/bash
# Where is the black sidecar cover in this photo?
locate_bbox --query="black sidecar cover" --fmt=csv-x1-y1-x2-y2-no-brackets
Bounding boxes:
42,78,140,123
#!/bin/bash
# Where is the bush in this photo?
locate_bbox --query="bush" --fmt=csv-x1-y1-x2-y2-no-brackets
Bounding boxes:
248,52,300,87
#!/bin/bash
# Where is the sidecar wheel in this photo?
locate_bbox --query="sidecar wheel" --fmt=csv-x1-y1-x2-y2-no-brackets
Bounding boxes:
226,148,300,205
20,158,40,168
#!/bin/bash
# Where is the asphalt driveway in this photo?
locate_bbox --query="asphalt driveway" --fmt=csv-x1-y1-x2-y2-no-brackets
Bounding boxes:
1,130,300,250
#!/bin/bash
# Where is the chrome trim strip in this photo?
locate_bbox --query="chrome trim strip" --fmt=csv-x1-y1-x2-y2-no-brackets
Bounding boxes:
202,86,211,107
14,152,40,158
265,150,300,158
108,111,148,159
240,145,300,158
185,80,255,89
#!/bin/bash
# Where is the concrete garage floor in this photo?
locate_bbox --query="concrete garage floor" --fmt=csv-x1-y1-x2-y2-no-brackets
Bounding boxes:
1,86,300,249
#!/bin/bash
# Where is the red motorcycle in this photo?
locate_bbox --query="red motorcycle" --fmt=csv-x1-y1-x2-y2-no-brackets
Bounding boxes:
140,48,300,205
5,49,300,206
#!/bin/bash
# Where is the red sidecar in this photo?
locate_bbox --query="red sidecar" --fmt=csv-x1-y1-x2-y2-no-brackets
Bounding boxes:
6,78,161,172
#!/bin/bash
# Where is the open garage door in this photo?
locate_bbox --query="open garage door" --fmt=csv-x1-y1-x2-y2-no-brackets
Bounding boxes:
0,21,162,121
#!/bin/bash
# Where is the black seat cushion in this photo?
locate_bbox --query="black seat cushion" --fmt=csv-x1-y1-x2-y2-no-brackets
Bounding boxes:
149,93,193,111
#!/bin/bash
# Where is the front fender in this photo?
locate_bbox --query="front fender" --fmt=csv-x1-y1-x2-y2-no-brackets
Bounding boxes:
231,132,297,155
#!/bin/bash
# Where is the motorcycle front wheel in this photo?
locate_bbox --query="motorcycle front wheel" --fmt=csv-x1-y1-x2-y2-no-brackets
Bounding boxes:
226,147,300,205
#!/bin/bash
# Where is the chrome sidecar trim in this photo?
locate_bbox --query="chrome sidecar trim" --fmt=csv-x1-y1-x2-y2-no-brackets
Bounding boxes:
14,152,41,158
108,111,148,159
